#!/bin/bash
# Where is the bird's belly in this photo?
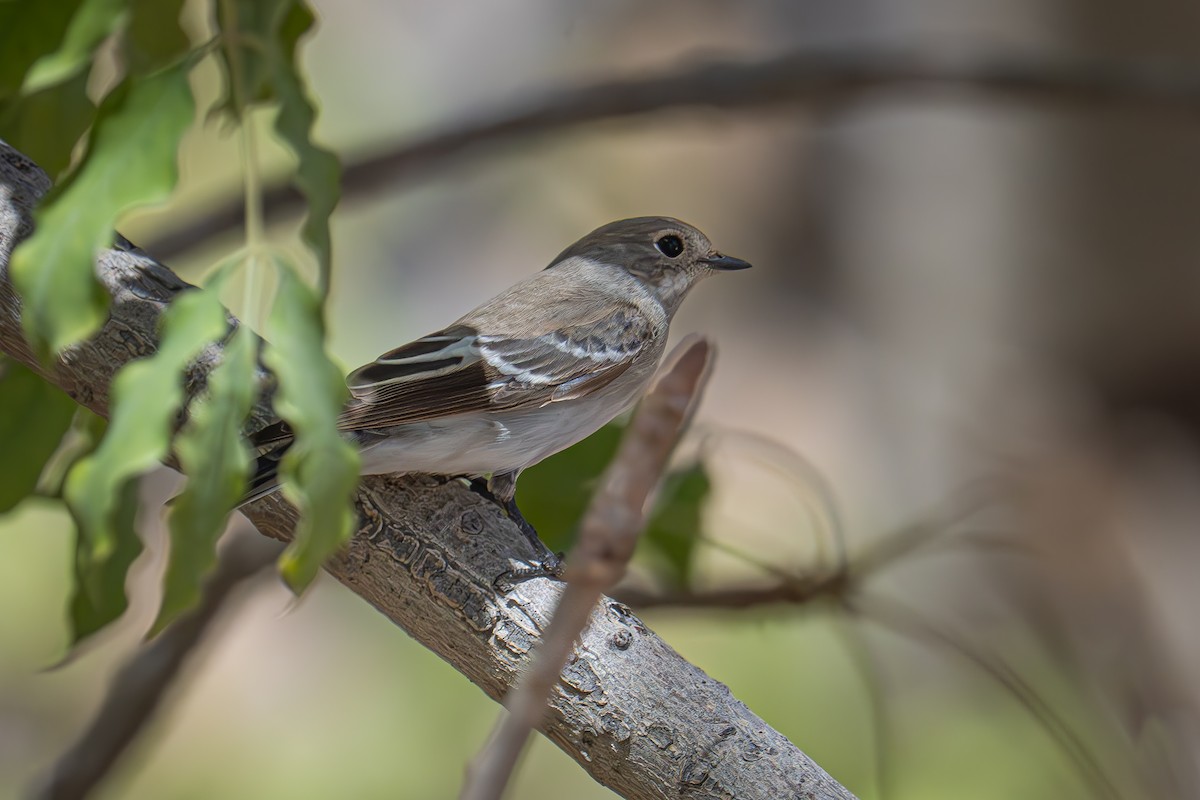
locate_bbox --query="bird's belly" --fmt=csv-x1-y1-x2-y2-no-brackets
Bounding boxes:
356,398,627,478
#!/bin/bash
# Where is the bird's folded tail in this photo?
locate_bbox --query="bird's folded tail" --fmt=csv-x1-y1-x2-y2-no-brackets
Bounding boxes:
239,448,288,507
239,419,295,507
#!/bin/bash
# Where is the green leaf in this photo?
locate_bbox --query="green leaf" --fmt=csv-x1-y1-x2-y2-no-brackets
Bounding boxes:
517,425,712,572
69,477,141,641
37,406,107,498
0,359,76,513
0,69,95,179
642,464,710,589
9,60,194,354
213,0,295,113
123,0,188,75
63,285,229,645
261,262,359,591
215,0,339,294
153,323,258,635
269,2,339,296
515,425,623,552
22,0,127,91
3,0,128,176
0,0,86,100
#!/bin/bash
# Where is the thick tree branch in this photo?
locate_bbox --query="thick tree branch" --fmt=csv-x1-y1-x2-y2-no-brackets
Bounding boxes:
0,143,856,800
146,48,1200,259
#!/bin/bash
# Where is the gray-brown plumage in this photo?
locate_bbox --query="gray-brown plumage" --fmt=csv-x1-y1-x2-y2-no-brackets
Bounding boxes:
244,216,749,508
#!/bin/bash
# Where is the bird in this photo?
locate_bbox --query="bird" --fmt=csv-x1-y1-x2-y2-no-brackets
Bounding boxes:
243,216,750,563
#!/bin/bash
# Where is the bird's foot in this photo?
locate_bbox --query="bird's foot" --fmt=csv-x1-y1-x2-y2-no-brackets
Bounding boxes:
494,552,565,592
465,476,565,588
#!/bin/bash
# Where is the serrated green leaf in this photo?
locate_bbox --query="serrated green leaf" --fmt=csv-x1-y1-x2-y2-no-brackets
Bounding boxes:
0,69,94,178
69,477,140,642
153,323,258,635
0,0,85,100
63,285,229,645
515,424,624,552
0,358,76,513
23,0,127,91
9,61,194,355
123,0,188,75
269,2,339,296
215,0,338,294
642,464,710,589
262,263,358,591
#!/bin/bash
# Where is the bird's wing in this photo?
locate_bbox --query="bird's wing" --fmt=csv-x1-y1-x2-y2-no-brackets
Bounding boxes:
336,306,653,432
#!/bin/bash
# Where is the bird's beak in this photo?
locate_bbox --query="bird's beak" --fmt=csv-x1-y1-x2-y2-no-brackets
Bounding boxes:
700,252,752,271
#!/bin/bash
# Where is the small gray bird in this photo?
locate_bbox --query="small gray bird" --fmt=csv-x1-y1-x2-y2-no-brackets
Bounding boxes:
244,216,749,554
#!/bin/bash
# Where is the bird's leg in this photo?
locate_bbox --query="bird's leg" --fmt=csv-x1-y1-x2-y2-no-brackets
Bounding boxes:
475,470,564,586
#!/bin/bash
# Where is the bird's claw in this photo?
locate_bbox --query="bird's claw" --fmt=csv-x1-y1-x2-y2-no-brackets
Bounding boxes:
461,474,563,589
493,552,565,591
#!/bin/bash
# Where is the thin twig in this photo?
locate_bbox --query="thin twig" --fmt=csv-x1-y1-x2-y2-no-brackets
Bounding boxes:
851,592,1128,800
697,428,848,578
32,526,281,800
614,576,841,611
146,47,1200,259
461,336,714,800
830,619,894,800
614,491,995,611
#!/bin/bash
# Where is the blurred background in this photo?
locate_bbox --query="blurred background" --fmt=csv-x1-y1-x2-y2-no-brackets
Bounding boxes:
3,0,1200,797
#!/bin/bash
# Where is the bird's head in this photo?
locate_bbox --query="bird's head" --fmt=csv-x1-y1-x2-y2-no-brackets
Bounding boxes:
547,216,751,314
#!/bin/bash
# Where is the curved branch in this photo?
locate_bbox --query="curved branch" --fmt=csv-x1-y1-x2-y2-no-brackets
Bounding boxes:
146,48,1200,259
0,143,856,800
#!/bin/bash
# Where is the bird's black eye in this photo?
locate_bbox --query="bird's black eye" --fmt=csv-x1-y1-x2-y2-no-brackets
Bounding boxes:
655,234,684,258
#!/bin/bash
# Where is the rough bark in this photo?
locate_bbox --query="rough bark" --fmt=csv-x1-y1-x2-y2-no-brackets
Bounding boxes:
0,141,856,800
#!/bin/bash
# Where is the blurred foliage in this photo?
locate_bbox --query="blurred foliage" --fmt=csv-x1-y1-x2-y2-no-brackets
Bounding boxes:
0,69,94,178
124,0,189,76
0,358,76,514
23,0,124,92
640,464,708,588
0,0,85,100
518,423,710,583
518,424,622,546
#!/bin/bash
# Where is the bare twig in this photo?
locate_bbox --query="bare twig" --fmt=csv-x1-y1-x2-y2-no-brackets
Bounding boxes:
32,526,281,800
147,48,1200,259
462,336,715,800
614,577,842,612
615,490,994,611
1,142,856,800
